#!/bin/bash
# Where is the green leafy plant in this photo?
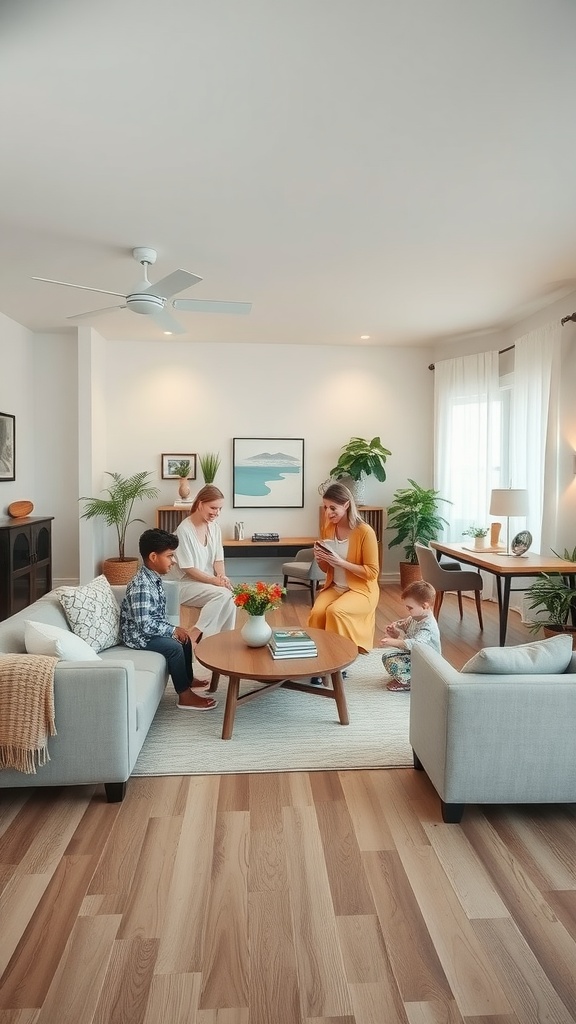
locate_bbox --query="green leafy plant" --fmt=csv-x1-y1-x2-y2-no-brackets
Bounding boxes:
387,479,451,564
172,459,191,478
462,524,489,538
526,546,576,634
330,436,391,482
80,471,159,560
198,452,221,484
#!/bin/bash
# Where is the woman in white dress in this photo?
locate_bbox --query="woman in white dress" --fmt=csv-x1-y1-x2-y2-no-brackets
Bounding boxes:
171,485,236,643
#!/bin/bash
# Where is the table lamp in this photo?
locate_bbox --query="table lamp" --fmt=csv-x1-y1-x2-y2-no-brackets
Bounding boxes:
489,488,528,554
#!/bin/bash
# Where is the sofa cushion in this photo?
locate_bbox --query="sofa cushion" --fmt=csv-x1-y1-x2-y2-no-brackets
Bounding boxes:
24,620,102,662
461,634,573,675
56,575,121,652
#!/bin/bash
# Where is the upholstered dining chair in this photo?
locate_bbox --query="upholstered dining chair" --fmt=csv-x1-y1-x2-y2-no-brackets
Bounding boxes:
415,542,484,629
282,548,326,606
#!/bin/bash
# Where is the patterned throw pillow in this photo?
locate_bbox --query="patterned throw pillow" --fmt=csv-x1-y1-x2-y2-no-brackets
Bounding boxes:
56,575,121,652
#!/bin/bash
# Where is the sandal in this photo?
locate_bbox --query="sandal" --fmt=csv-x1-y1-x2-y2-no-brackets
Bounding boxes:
386,680,411,692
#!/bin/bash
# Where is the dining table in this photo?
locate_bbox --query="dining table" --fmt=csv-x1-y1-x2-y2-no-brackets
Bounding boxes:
430,541,576,645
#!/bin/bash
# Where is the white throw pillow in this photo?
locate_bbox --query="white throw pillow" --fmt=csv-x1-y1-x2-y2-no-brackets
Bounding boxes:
56,575,121,652
461,634,573,675
24,620,102,661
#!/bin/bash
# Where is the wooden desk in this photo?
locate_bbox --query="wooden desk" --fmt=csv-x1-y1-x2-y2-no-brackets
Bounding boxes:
155,509,315,558
431,541,576,646
195,628,356,739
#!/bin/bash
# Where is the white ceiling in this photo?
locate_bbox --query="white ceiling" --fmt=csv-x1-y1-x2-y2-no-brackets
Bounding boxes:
1,0,576,346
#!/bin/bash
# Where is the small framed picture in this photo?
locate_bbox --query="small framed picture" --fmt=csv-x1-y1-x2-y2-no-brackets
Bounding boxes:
0,412,15,481
161,454,197,480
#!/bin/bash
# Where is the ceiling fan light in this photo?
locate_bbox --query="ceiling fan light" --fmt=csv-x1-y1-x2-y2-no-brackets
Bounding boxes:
126,293,165,315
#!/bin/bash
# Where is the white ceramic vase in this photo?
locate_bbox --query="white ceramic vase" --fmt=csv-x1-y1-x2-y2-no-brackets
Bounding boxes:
474,536,488,550
241,614,272,648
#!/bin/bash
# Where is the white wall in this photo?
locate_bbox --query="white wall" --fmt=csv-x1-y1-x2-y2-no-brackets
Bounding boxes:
103,339,435,581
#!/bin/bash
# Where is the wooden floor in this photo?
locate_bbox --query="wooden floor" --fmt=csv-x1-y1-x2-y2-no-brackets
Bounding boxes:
1,589,576,1024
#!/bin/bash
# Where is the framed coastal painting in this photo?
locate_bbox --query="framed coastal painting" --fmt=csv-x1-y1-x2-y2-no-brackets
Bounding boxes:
233,437,304,508
0,412,15,481
161,454,197,480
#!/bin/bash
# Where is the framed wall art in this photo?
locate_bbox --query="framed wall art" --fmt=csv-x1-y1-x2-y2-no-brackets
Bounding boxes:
233,437,304,508
161,454,197,480
0,412,15,481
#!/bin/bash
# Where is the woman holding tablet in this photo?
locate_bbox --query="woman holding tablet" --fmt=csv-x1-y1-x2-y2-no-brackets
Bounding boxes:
308,481,380,655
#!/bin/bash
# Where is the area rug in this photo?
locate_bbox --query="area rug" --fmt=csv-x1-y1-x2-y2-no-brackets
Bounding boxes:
132,649,412,776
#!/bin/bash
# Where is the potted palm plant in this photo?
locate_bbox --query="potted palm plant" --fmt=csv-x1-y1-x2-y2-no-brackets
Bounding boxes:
329,436,391,505
80,471,160,584
526,547,576,647
198,452,221,484
387,479,451,589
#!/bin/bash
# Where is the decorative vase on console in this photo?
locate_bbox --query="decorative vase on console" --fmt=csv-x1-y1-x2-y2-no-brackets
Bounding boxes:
240,614,273,648
178,477,191,501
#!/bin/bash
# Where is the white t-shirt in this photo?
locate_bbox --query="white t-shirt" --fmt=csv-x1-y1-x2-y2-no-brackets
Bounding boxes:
171,518,224,579
322,536,349,590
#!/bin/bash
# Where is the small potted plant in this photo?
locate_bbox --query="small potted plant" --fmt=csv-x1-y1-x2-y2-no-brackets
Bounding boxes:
329,436,391,505
80,471,159,584
387,479,451,589
526,546,576,647
462,525,489,550
198,452,221,484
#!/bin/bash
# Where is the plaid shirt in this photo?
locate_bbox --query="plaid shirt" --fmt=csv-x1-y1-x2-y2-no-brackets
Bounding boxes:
120,565,175,649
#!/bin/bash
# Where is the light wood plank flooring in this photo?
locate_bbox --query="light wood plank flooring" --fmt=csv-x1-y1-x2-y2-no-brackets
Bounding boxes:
1,589,575,1023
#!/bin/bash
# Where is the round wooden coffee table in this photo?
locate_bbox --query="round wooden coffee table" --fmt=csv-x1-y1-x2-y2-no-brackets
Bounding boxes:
195,628,357,740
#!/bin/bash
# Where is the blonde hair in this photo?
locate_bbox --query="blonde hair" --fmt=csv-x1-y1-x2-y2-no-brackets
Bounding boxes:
322,482,362,528
191,484,225,512
401,580,436,605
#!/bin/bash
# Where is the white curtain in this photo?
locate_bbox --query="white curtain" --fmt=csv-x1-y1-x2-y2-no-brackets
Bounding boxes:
434,351,501,542
511,321,561,556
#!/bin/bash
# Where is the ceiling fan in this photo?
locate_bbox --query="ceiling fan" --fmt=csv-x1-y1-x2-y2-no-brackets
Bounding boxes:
32,246,252,334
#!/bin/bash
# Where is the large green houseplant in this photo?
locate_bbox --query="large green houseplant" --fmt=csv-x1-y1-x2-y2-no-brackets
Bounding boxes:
387,479,451,588
198,452,221,484
526,546,576,644
80,471,160,584
329,436,391,504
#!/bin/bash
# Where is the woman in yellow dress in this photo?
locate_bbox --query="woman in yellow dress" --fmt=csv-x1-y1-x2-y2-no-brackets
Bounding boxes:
308,482,380,654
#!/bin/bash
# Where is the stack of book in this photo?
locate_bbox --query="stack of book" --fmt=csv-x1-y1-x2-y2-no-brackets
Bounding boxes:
268,629,318,660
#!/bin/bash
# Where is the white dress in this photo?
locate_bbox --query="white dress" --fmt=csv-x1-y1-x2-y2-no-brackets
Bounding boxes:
170,518,236,637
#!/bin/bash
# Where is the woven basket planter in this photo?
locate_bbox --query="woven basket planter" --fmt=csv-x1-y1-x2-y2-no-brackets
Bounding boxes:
398,561,422,591
101,557,139,586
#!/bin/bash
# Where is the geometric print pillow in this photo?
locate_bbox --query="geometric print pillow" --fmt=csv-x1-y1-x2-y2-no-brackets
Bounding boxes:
56,575,121,652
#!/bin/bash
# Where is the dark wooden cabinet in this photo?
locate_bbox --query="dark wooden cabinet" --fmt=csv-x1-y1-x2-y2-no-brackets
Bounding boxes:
0,516,54,620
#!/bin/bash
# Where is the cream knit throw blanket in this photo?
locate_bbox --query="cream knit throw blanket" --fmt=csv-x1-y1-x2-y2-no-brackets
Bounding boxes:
0,654,58,773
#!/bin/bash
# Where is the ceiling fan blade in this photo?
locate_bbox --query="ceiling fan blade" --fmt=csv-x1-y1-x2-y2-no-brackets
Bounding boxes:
144,270,202,300
32,276,126,298
173,298,252,315
150,307,187,335
66,305,126,321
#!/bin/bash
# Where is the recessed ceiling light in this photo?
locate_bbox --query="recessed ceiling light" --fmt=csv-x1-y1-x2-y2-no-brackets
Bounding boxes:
360,334,370,340
163,331,173,336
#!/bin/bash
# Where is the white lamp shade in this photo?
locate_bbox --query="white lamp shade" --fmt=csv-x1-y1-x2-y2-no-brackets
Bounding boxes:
489,488,528,517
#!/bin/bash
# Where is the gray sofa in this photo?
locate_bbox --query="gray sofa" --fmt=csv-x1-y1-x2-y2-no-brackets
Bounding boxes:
410,643,576,823
0,582,179,802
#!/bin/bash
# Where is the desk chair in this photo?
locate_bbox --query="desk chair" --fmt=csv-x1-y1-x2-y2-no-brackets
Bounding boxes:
415,542,484,629
282,548,326,606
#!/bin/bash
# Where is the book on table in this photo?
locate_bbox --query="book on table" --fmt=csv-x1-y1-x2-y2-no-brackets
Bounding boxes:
271,629,316,646
267,644,318,660
269,633,317,655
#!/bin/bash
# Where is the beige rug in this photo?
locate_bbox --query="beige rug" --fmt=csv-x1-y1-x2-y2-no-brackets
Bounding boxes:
132,649,412,776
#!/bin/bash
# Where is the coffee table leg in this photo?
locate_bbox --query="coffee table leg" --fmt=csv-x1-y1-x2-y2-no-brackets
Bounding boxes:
330,671,349,725
208,671,220,694
222,674,241,740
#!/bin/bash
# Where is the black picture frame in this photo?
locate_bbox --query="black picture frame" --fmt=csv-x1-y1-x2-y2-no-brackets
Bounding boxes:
233,437,304,508
0,412,15,481
161,454,197,480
